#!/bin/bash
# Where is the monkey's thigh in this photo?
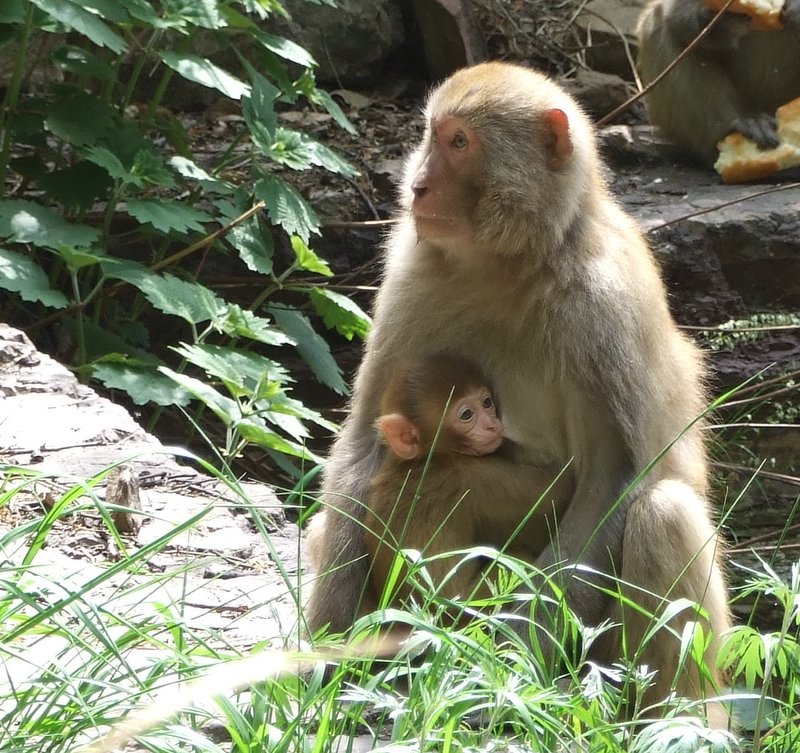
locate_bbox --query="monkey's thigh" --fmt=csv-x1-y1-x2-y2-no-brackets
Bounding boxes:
598,479,730,712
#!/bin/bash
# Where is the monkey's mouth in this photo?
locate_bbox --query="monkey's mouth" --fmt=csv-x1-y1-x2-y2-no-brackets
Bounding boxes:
474,435,504,456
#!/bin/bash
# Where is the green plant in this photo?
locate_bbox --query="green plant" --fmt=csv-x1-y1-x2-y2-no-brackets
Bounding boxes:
0,0,369,475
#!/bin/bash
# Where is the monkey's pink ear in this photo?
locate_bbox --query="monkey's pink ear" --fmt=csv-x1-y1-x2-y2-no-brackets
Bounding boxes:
379,413,421,460
543,108,573,169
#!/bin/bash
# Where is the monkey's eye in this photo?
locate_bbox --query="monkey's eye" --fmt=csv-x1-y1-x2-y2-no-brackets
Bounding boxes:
483,396,494,410
451,131,468,149
459,407,475,422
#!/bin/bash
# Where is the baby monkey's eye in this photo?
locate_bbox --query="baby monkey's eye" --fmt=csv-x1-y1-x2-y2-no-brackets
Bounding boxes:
459,407,475,421
483,396,494,409
451,131,468,149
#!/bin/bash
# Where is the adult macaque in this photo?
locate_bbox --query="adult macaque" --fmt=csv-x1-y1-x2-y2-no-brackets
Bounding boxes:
305,62,730,719
364,354,573,610
637,0,800,166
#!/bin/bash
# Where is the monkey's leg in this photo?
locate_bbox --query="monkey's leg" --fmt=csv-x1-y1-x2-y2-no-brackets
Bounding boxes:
612,479,731,724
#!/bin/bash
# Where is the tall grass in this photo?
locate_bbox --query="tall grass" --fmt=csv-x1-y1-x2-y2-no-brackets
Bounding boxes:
1,460,799,753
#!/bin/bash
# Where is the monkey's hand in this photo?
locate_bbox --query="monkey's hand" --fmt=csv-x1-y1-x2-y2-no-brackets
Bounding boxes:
729,113,780,150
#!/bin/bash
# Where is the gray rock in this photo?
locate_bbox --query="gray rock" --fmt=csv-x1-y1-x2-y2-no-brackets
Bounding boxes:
273,0,404,86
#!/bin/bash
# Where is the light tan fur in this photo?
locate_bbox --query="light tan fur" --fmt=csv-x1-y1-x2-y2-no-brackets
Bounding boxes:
305,62,730,721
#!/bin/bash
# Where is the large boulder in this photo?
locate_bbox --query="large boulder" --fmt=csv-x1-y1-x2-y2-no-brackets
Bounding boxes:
273,0,405,86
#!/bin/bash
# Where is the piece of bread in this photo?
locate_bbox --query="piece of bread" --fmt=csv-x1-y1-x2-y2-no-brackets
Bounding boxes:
715,97,800,183
705,0,784,30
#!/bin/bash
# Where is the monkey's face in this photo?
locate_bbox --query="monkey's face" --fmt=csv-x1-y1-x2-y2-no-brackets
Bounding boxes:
409,115,482,245
447,387,503,457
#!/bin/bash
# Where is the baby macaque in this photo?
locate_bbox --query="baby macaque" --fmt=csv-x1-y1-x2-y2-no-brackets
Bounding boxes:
364,354,571,609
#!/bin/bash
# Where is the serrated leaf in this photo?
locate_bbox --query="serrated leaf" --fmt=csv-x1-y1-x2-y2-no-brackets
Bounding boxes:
130,149,176,188
159,51,250,99
254,174,319,242
216,201,274,275
92,361,192,406
29,0,127,52
0,249,68,308
126,199,211,234
290,236,331,276
216,304,291,346
102,261,225,325
0,200,100,250
82,145,131,182
269,305,347,395
45,92,115,146
173,343,290,398
269,127,357,176
310,287,370,341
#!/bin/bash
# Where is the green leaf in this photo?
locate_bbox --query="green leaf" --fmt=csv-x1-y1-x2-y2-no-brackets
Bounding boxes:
171,156,234,194
216,305,291,347
269,127,357,176
76,0,129,22
0,0,27,23
169,0,224,29
242,68,279,151
290,236,331,276
29,0,127,53
160,368,241,425
45,92,115,146
51,45,116,82
126,199,211,234
309,88,357,136
92,360,192,407
58,246,106,270
82,145,131,182
252,30,315,67
159,51,250,99
39,161,113,210
237,419,317,460
130,148,176,188
254,173,319,242
102,260,225,325
174,343,290,397
0,200,100,250
116,0,161,25
217,201,273,274
269,304,347,395
310,287,371,341
0,249,68,308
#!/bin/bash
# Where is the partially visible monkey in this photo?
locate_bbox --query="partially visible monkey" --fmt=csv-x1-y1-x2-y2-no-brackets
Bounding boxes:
637,0,800,166
305,62,730,722
364,354,574,611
